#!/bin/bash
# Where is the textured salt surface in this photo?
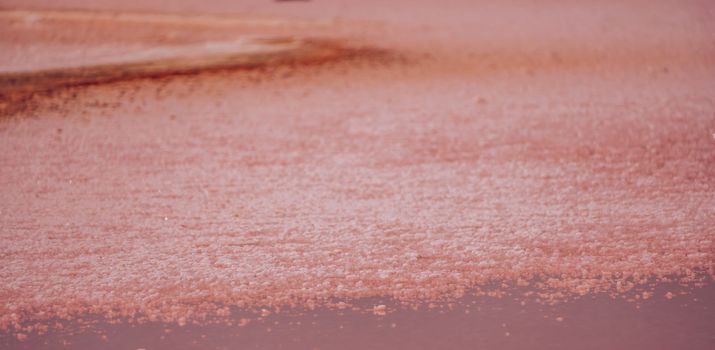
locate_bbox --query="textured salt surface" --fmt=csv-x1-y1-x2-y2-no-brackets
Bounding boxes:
1,0,715,342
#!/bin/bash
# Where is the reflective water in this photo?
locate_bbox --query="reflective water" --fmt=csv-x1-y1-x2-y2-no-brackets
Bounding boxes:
3,282,713,350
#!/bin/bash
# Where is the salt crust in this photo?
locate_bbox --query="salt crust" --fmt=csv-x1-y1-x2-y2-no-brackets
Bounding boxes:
1,0,714,338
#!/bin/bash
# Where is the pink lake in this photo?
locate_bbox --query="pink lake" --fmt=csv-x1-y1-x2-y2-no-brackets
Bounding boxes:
1,0,714,349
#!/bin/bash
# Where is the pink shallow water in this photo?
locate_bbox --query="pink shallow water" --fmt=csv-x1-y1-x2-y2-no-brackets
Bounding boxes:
2,283,714,350
1,0,715,346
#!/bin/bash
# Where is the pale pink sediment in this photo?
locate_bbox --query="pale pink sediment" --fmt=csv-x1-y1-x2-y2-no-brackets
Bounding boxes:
1,0,714,334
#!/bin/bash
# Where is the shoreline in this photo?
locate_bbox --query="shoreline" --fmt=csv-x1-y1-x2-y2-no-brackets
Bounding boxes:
3,281,713,349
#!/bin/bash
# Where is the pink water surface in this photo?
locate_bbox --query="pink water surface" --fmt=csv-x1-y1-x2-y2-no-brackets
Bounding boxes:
1,0,714,348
